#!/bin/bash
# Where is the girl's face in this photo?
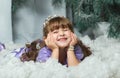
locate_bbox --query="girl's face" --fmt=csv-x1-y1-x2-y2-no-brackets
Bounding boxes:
50,27,72,48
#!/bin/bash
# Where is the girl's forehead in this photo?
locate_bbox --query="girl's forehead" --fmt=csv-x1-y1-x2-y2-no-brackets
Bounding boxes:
49,24,69,31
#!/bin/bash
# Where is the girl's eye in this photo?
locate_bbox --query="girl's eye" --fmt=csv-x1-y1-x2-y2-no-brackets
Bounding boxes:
53,30,58,33
63,28,68,31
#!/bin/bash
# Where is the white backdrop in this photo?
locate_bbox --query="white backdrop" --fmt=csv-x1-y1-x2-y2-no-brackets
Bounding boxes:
0,0,66,44
0,0,12,43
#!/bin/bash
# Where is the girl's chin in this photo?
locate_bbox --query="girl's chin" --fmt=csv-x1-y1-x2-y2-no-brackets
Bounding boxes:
56,43,69,48
55,40,71,48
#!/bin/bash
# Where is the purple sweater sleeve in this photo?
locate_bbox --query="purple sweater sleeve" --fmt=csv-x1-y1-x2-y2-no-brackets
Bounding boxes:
36,47,52,62
74,45,84,61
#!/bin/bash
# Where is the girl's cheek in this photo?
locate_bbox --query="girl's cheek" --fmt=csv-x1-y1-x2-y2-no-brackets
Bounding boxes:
52,35,57,41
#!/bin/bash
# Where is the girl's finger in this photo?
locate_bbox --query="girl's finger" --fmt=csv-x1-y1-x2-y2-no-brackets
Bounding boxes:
47,33,50,41
70,32,78,45
71,33,75,41
49,33,52,41
73,34,78,42
44,39,48,45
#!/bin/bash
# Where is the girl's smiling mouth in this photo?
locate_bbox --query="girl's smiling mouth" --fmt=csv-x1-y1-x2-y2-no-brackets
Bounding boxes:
57,38,67,41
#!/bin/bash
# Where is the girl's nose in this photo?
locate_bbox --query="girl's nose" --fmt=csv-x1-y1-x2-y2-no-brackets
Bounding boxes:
59,30,64,36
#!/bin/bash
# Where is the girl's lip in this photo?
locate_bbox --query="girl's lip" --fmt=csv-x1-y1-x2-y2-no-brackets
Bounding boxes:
57,38,67,41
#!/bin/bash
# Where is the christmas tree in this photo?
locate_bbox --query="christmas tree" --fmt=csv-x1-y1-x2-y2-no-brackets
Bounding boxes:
52,0,120,39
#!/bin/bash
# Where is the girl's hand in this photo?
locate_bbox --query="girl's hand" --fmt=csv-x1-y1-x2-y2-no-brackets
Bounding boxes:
69,32,78,46
44,33,58,51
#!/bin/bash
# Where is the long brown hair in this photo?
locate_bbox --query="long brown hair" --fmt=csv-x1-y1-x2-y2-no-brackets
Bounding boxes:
20,39,45,62
77,40,91,60
20,16,91,62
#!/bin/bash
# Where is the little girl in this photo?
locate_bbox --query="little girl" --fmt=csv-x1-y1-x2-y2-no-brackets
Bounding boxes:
14,16,92,66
